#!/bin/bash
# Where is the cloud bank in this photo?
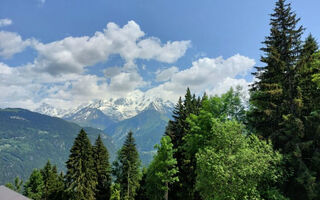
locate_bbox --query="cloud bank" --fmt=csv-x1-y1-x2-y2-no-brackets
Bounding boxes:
0,20,254,111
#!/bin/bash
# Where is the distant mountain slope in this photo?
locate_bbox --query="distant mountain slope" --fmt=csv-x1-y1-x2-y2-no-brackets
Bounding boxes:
105,103,172,164
0,108,115,185
64,107,116,130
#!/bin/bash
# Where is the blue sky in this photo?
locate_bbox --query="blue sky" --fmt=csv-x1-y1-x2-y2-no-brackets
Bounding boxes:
0,0,319,110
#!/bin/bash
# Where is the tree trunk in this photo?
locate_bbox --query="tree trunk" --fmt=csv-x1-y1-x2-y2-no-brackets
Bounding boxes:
164,182,168,200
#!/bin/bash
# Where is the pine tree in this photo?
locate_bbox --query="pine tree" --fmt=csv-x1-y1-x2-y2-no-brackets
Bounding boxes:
93,135,112,200
40,161,65,200
24,169,44,200
249,0,320,199
113,131,141,200
110,183,121,200
135,168,148,200
165,88,202,200
298,35,320,115
248,0,304,146
5,177,23,193
65,129,97,200
146,136,178,200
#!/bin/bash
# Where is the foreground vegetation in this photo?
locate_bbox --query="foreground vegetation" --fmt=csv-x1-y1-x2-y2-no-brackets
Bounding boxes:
5,0,320,199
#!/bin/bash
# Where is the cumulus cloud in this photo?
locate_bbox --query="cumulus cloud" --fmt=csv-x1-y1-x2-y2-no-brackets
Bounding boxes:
0,18,12,27
0,31,36,58
33,21,190,76
146,54,255,102
0,20,255,112
156,66,179,82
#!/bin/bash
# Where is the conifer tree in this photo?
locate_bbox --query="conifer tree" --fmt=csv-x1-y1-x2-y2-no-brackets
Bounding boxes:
146,136,178,200
40,161,65,200
5,177,23,193
248,0,304,145
65,129,97,200
249,0,320,199
110,183,121,200
24,169,44,200
135,168,148,200
113,131,141,200
93,135,112,200
298,35,320,115
165,88,202,200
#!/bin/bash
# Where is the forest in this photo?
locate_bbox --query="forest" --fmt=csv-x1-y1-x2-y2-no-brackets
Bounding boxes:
4,0,320,199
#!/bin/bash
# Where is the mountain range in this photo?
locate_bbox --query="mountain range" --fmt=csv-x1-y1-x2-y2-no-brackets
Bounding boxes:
0,108,115,185
37,96,174,163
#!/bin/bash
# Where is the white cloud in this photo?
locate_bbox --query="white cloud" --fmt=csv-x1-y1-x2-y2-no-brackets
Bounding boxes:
209,77,251,99
0,31,36,58
145,54,255,102
0,20,255,112
33,21,190,76
0,18,12,27
156,66,179,82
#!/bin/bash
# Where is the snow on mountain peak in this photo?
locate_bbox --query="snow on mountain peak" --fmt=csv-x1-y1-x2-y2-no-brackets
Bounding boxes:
35,103,69,117
35,95,174,121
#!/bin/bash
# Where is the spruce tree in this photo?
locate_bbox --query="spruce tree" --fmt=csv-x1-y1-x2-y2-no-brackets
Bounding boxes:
298,35,320,115
248,0,304,146
40,161,65,200
249,0,320,199
165,88,202,200
113,131,141,200
93,135,112,200
24,169,44,200
5,177,23,193
135,168,148,200
65,129,97,200
146,136,178,200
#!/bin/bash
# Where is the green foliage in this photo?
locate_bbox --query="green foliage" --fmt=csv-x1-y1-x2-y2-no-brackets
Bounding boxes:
5,176,23,193
193,118,284,200
106,108,170,165
41,160,65,200
113,131,141,200
165,88,203,200
248,1,320,199
110,183,121,200
310,51,320,88
93,135,112,200
135,168,148,200
202,87,246,122
65,129,97,200
146,136,178,200
0,108,115,185
24,169,44,200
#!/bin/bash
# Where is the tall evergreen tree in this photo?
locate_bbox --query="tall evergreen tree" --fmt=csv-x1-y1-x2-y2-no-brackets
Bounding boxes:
165,88,202,200
146,136,178,200
298,35,320,115
65,129,97,200
24,169,44,200
135,168,148,200
113,131,141,200
40,161,65,200
249,0,320,199
93,135,112,200
248,0,304,146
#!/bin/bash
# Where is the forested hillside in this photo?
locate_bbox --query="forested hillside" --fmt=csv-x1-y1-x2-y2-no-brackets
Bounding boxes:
0,108,115,185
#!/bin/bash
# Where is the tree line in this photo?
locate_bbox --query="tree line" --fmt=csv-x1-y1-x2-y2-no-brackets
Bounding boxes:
6,0,320,199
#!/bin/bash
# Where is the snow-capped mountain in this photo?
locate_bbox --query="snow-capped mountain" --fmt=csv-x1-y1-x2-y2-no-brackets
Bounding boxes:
36,95,174,124
64,107,115,130
35,103,69,118
66,95,174,122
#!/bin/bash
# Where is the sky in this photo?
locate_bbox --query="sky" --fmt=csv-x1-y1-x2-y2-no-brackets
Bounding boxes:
0,0,319,111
